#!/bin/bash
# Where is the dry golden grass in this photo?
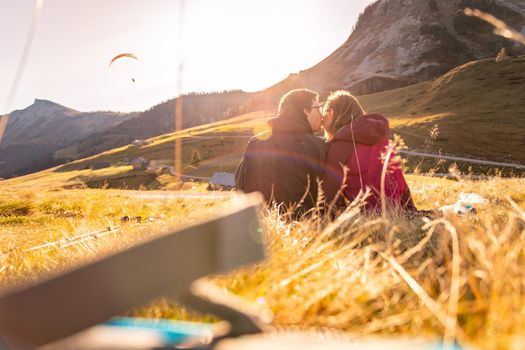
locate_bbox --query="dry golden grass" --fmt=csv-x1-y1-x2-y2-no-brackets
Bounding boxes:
213,175,525,349
0,187,225,290
360,56,525,164
2,14,524,348
2,175,524,349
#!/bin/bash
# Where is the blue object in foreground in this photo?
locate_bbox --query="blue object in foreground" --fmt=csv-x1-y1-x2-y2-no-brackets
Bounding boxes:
104,317,214,345
430,343,465,350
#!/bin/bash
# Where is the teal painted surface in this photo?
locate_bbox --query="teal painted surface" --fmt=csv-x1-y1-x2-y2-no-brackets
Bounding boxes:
104,317,213,344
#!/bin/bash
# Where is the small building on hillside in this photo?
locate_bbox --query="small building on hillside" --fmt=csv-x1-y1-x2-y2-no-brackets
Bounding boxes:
131,139,152,148
145,160,171,175
90,162,111,170
131,157,148,170
208,172,235,190
118,158,130,166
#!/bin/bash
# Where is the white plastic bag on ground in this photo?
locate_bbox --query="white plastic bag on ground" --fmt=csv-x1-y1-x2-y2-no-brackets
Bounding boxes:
440,192,488,215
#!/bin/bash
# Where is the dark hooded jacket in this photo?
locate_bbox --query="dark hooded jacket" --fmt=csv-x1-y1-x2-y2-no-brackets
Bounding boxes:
323,113,416,211
235,113,325,214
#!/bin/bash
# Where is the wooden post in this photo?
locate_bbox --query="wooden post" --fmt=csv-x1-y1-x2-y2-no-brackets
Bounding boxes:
175,96,183,188
0,116,8,144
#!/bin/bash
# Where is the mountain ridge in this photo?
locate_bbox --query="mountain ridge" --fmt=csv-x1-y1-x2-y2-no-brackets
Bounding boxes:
255,0,525,98
3,0,524,178
0,100,135,178
53,90,254,163
5,56,524,190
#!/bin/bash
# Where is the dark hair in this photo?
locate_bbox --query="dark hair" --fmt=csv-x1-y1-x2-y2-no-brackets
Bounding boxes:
278,89,319,118
324,90,365,135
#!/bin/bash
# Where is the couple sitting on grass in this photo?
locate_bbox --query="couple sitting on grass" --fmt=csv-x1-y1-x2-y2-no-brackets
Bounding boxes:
235,88,416,217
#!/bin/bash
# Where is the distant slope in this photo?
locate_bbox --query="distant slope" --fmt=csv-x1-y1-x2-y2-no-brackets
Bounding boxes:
54,91,254,162
0,99,134,178
360,56,525,163
4,111,273,189
5,56,525,189
251,0,525,104
7,0,524,179
0,91,253,179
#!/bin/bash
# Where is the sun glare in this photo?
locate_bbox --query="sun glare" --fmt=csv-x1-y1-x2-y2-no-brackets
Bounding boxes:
2,0,373,112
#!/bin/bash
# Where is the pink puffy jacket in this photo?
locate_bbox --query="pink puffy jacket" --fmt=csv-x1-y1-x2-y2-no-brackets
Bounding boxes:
322,114,416,212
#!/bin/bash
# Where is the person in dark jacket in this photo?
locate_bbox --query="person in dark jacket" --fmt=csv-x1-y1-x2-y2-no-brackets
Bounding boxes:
235,89,325,215
321,90,416,212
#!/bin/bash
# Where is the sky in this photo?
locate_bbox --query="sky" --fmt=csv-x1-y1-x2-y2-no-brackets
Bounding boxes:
1,0,373,113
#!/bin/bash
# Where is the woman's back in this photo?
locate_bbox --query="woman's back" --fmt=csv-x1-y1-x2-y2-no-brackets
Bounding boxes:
323,112,415,211
343,139,412,211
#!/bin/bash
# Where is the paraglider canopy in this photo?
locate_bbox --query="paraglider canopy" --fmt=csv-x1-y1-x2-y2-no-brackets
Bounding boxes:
109,53,138,83
109,53,138,67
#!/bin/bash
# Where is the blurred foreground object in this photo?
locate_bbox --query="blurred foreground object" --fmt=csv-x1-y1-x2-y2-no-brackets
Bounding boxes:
216,333,469,350
0,190,477,349
0,115,8,144
0,193,265,348
464,7,525,46
2,0,44,145
495,48,509,62
440,192,488,216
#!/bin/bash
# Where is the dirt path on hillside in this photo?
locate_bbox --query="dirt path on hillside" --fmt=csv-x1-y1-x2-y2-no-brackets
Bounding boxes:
399,150,525,169
118,190,234,200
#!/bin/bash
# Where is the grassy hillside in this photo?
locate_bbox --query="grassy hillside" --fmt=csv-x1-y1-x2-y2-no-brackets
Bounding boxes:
3,57,523,190
0,187,223,291
360,56,525,164
3,111,273,190
2,57,525,348
53,90,254,162
1,175,525,349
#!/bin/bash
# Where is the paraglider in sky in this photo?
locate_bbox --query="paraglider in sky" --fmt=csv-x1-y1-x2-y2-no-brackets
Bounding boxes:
109,53,138,67
109,53,138,84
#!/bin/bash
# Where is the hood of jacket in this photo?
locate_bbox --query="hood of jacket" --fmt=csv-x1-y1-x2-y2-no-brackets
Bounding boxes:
331,113,389,145
267,113,313,135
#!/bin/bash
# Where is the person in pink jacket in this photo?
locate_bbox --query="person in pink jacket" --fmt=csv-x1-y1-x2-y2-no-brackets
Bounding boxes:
321,90,416,212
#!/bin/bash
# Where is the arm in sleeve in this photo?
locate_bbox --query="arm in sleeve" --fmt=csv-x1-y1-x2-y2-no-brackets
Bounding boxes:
389,154,417,211
234,157,246,192
322,155,346,205
234,138,257,192
305,135,326,182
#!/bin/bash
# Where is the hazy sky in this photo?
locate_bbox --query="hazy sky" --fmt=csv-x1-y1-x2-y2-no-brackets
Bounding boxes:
1,0,373,113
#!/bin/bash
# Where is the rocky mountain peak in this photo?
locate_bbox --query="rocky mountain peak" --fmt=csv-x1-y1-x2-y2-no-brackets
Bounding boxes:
28,99,72,115
281,0,525,95
0,97,132,171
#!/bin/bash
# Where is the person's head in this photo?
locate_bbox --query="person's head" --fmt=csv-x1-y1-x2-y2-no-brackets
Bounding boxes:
321,90,365,139
278,89,322,132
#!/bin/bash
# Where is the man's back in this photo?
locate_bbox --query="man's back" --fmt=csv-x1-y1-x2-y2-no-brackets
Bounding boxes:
235,89,325,214
235,130,325,212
